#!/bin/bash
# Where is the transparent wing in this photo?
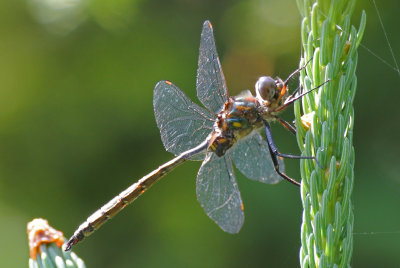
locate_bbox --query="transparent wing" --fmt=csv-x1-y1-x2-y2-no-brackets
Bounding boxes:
196,20,228,114
153,80,215,160
231,131,284,184
196,153,244,233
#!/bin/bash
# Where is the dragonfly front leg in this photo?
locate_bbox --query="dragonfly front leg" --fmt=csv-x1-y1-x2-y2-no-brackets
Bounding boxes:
274,115,296,135
263,120,316,187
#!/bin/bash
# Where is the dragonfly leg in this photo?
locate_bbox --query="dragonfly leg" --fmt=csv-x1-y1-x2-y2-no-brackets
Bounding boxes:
282,58,313,87
263,120,321,186
263,120,300,186
274,115,296,135
273,79,330,113
286,86,300,101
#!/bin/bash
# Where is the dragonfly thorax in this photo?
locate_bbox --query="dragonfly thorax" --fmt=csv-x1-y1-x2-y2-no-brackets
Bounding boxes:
208,94,264,157
208,76,292,157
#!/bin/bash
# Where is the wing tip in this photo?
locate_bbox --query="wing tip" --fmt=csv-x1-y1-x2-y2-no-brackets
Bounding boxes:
203,20,213,30
224,221,244,234
155,80,174,88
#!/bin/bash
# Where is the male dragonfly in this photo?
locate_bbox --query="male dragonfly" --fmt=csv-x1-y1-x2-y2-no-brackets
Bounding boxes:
65,20,322,251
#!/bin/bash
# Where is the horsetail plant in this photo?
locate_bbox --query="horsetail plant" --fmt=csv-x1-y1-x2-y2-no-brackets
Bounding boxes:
295,0,366,267
27,218,86,268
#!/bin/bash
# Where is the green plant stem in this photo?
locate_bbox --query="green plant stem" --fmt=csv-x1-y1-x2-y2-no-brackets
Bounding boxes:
295,0,366,267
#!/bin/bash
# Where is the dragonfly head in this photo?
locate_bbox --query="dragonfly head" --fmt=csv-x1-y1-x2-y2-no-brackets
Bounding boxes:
255,76,288,108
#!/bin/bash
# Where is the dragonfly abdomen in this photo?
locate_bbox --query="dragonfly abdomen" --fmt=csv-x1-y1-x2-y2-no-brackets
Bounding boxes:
64,159,186,251
65,141,208,251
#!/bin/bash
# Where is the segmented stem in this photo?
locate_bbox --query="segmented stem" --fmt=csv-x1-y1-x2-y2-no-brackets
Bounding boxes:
295,0,366,266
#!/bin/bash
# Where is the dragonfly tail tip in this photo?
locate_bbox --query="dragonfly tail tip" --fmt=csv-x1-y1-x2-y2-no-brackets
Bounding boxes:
63,236,78,251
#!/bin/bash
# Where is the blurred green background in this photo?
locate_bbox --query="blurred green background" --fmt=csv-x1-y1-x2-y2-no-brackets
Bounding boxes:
0,0,399,267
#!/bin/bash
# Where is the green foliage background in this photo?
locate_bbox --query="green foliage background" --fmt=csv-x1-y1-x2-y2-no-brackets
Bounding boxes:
0,0,399,267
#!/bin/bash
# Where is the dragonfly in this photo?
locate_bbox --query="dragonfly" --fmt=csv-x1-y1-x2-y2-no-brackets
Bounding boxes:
65,20,323,251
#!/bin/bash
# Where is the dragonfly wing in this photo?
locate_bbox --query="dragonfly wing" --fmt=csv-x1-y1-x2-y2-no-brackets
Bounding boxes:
154,80,215,160
196,20,228,114
231,131,284,184
196,153,244,233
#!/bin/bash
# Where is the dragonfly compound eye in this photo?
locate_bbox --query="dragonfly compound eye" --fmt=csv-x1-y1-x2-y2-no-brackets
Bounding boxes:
255,76,278,102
